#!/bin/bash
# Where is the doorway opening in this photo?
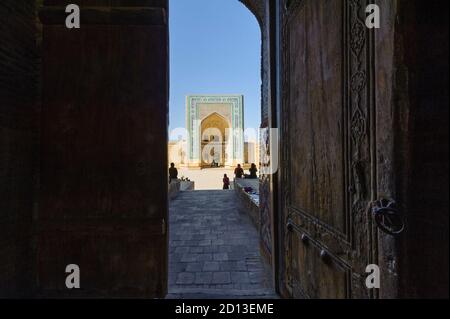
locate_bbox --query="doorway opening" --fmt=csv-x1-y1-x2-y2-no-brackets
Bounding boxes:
167,0,275,298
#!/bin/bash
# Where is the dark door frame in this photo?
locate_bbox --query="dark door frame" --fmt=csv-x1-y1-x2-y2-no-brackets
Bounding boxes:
269,0,283,297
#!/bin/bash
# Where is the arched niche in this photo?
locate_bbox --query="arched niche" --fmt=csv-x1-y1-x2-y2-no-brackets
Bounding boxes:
200,112,231,167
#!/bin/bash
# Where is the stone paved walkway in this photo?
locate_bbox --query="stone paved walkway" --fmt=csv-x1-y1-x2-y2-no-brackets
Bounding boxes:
167,190,276,299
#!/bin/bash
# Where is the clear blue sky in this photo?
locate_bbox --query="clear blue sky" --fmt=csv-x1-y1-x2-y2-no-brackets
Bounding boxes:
169,0,261,134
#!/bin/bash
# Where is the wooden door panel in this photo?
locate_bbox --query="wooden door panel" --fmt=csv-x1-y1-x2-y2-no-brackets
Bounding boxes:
281,0,376,299
38,2,169,298
287,0,346,233
288,229,349,299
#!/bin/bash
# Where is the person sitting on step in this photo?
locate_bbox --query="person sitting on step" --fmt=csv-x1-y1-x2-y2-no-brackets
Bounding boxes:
234,164,244,179
248,163,258,179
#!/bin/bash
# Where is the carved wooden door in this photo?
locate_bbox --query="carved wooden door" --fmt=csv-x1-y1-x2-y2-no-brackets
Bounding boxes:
279,0,383,298
38,0,169,298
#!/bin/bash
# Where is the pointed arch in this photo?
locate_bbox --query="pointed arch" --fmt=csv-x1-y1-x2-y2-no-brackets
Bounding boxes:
200,112,231,167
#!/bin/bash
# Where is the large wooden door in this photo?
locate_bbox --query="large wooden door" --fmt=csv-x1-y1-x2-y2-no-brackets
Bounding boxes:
38,1,169,298
279,0,387,299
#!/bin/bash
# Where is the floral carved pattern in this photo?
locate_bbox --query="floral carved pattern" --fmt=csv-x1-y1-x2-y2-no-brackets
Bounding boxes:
351,71,366,93
351,107,366,149
348,0,374,299
350,21,366,57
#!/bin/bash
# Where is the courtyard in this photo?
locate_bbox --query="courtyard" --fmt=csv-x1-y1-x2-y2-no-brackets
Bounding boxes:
167,190,275,299
176,168,236,190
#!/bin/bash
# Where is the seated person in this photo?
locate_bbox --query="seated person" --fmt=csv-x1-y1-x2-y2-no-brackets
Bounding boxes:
249,163,258,179
234,164,244,179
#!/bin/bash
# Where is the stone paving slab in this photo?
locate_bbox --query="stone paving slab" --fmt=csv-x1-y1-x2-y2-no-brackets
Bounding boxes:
168,190,276,298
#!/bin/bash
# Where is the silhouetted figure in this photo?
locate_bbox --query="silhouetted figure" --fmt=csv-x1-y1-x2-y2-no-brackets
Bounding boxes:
234,164,244,179
223,174,230,190
169,163,178,183
249,163,258,179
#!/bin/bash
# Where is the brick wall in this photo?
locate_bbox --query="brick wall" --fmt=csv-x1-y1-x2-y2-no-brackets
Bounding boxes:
0,0,39,297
